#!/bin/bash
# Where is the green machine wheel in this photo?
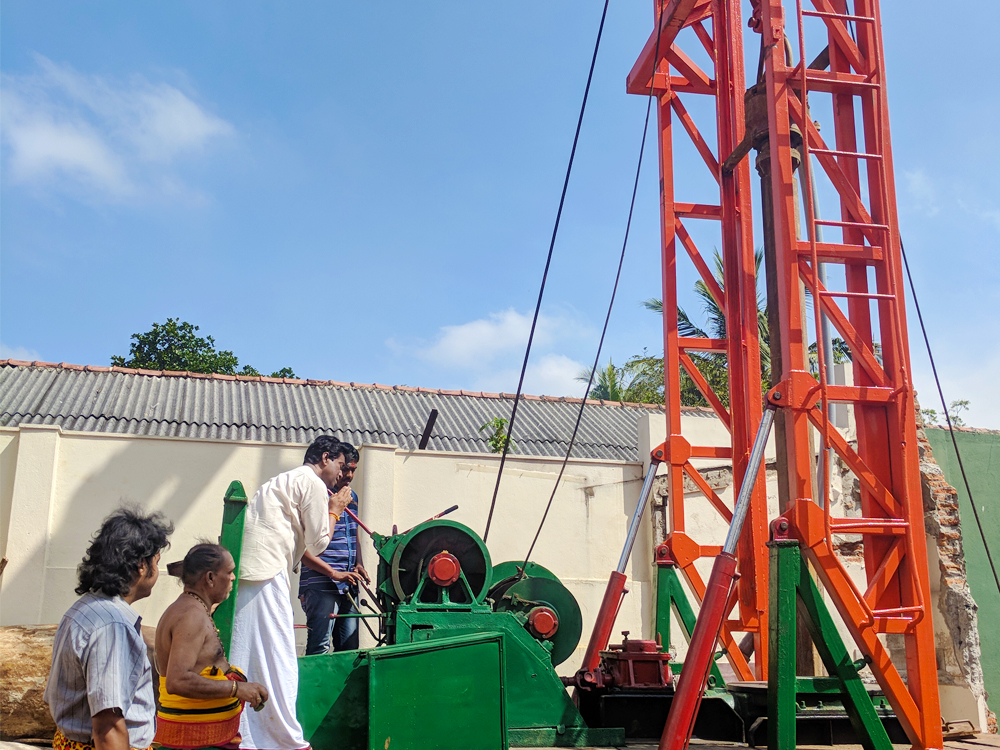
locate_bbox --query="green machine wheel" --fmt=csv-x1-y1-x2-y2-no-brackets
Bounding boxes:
490,562,582,667
487,560,560,603
390,520,492,604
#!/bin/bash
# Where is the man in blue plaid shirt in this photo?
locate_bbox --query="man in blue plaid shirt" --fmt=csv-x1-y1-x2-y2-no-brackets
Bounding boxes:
298,443,369,654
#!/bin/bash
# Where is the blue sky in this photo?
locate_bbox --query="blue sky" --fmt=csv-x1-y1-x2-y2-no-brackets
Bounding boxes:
2,2,997,428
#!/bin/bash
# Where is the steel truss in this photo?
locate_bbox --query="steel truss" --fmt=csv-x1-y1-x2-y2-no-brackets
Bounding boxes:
628,1,942,748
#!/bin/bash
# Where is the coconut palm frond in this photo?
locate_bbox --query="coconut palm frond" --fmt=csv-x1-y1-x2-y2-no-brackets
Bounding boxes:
642,297,663,314
677,306,709,339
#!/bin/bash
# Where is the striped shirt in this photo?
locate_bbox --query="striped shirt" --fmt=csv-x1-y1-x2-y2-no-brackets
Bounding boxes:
299,491,359,594
44,593,155,748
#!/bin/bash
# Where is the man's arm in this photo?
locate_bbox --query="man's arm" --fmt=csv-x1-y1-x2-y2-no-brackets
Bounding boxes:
84,623,144,750
302,550,361,585
162,617,268,707
92,709,129,750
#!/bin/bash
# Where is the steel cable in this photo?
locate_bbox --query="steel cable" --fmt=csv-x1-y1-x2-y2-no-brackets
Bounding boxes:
901,239,1000,596
518,1,666,571
482,0,611,541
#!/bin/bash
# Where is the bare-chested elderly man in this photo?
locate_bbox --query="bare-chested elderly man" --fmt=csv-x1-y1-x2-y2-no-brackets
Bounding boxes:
154,544,268,750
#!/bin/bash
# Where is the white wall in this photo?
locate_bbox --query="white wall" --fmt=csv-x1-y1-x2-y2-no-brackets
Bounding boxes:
0,425,647,676
0,411,985,723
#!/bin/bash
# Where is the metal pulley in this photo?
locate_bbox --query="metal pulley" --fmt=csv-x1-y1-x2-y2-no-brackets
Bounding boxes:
488,561,582,667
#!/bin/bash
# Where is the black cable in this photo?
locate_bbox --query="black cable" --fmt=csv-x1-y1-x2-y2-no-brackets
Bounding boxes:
482,0,611,541
900,239,1000,596
519,0,666,571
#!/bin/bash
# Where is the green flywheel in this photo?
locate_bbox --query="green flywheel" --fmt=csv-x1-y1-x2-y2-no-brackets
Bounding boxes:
490,563,582,667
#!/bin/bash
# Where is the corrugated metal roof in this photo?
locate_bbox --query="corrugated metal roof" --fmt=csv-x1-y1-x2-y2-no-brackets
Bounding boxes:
0,361,719,461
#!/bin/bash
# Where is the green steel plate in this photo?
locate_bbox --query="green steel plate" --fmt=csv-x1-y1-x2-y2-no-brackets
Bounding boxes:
500,576,582,667
368,632,507,750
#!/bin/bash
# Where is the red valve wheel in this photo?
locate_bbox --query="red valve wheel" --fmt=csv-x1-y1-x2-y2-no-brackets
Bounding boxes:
427,551,461,586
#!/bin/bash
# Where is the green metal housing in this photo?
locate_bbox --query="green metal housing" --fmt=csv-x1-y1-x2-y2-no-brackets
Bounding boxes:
217,490,622,749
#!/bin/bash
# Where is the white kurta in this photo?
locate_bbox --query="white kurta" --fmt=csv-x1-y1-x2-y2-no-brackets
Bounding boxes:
230,570,306,750
239,464,332,582
231,464,332,749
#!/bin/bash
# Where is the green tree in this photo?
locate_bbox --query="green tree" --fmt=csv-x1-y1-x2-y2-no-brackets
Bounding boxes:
111,318,296,378
577,355,663,404
639,249,857,407
921,399,970,428
639,249,768,407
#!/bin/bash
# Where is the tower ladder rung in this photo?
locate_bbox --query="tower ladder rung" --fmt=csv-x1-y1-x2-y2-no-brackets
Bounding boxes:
809,147,883,161
801,9,875,23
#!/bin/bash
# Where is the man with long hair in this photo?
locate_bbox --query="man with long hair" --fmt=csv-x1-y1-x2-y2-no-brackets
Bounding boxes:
45,508,174,750
228,435,354,750
154,543,268,750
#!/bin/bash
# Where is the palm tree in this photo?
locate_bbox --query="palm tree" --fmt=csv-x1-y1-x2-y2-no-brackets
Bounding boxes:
640,249,770,407
577,358,663,404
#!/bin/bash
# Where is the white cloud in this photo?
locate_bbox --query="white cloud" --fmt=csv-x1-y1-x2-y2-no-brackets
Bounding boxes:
902,168,939,217
1,55,233,200
477,354,588,398
415,308,585,369
0,342,41,361
390,308,592,397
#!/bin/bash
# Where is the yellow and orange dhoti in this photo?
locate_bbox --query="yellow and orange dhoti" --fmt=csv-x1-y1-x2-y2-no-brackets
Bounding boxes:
154,666,246,750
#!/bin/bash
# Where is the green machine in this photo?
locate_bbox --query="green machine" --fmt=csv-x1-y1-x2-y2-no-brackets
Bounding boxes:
215,483,624,750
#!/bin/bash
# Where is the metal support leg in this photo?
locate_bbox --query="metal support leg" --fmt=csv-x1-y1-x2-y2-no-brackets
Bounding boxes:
767,540,800,750
658,407,775,750
767,537,894,750
214,480,249,657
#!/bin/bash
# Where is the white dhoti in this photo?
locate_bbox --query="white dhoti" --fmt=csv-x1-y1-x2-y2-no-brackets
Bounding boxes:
230,569,308,750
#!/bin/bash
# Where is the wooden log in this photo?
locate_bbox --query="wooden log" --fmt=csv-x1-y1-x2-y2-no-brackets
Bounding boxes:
1,625,57,740
0,624,159,741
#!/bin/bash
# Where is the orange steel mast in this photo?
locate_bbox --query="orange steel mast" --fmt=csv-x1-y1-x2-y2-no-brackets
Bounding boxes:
627,1,943,748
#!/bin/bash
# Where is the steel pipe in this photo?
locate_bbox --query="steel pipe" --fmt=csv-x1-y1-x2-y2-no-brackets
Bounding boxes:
660,407,775,750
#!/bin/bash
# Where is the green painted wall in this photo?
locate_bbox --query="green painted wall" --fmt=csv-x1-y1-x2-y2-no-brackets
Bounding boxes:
925,427,1000,706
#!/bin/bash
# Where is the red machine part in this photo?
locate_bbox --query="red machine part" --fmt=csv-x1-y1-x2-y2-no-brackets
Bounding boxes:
527,606,559,640
627,1,943,748
601,633,674,690
659,553,739,750
427,551,461,587
578,570,628,679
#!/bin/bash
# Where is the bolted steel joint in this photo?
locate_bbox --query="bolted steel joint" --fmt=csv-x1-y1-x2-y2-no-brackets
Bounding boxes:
769,517,793,541
427,551,461,587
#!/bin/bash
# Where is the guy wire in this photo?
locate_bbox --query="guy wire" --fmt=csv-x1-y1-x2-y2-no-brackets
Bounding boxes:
519,0,666,574
900,239,1000,596
483,0,611,541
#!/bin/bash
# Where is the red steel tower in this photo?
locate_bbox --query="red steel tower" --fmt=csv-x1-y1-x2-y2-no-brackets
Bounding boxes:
627,1,943,747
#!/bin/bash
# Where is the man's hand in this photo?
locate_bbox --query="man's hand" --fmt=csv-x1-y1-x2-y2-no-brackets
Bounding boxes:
92,708,129,750
235,681,269,709
328,486,353,516
354,563,370,584
330,570,362,586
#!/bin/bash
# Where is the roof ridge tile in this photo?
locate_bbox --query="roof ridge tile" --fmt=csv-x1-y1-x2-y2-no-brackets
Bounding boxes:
0,359,680,412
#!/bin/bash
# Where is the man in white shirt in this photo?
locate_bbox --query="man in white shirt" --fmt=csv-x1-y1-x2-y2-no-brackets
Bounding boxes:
229,436,354,750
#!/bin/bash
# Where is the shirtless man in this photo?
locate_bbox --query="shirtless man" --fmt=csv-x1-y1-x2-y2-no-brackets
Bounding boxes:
154,544,268,750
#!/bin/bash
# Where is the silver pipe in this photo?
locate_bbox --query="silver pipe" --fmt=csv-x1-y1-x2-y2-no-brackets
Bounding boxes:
723,407,776,555
799,161,836,508
617,461,660,574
